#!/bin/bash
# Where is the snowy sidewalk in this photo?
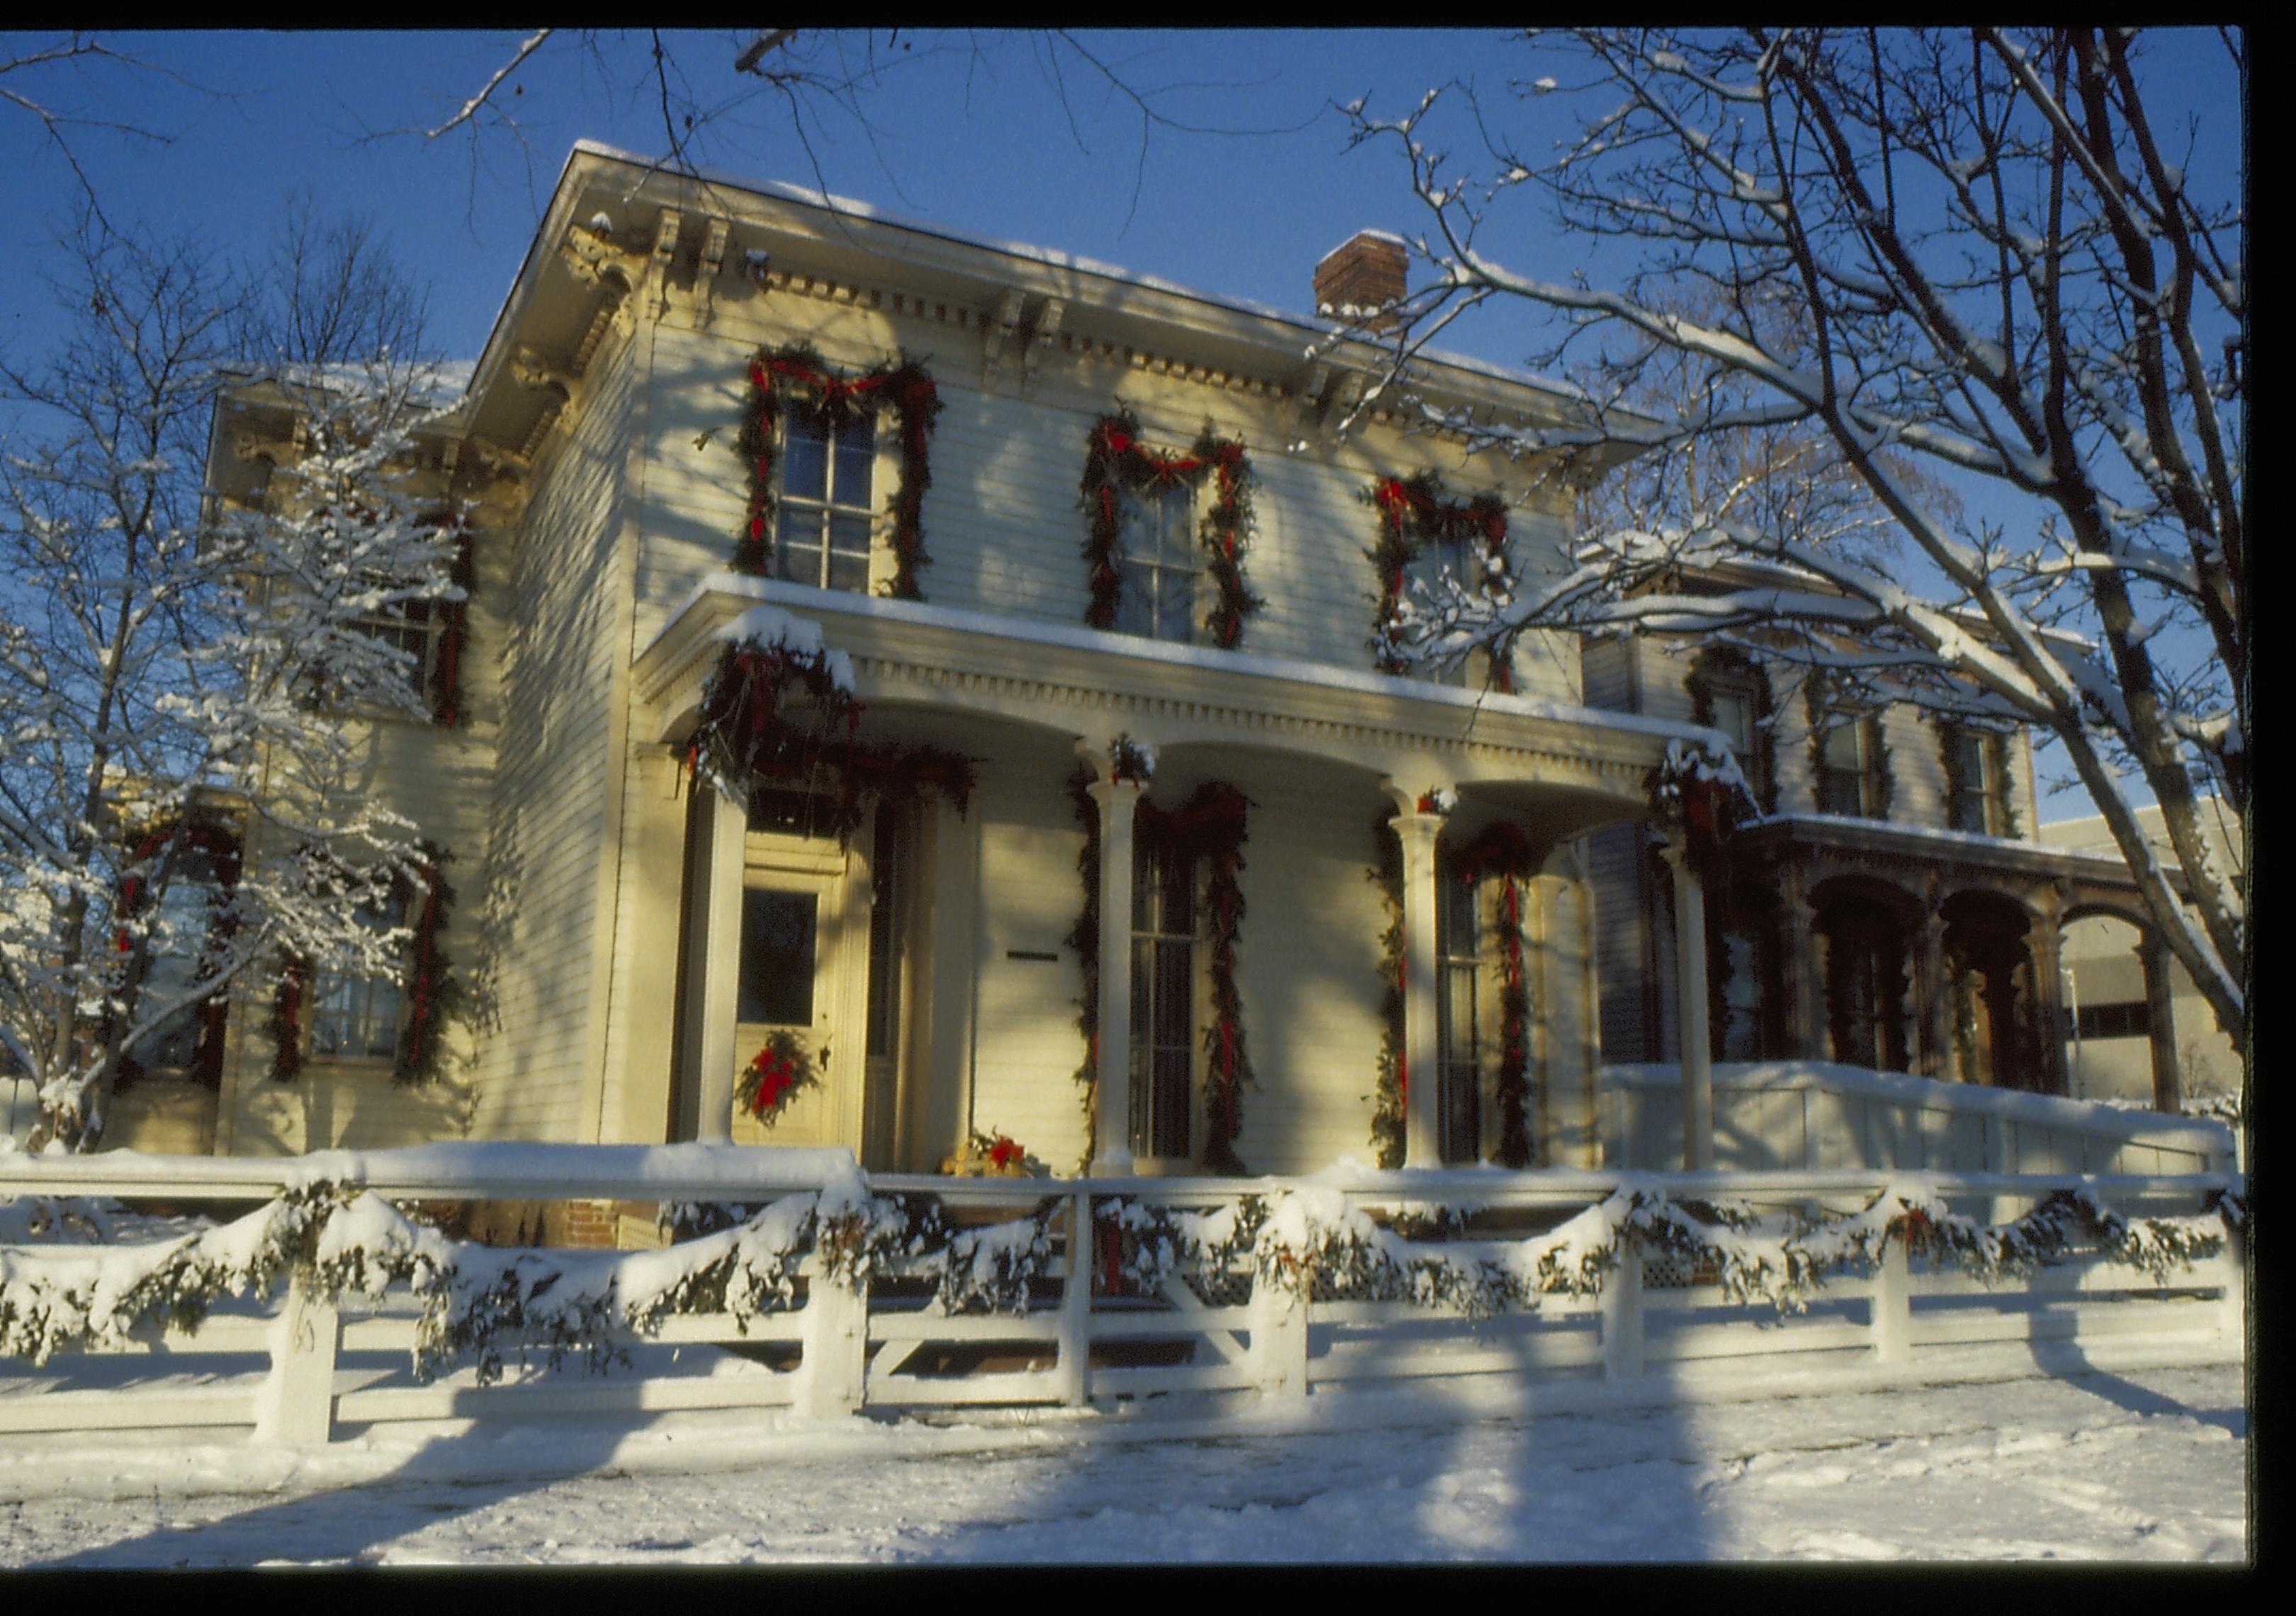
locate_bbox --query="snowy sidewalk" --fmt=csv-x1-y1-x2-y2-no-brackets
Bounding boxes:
0,1362,2246,1565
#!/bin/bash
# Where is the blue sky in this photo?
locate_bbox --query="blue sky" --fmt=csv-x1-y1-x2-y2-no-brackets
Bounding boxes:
2,30,2240,824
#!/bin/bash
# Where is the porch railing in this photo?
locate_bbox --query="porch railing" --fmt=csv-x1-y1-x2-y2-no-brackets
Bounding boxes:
1602,1061,2236,1176
0,1145,2243,1447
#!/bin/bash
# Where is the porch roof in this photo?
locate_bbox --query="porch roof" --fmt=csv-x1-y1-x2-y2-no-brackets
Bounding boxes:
634,574,1713,809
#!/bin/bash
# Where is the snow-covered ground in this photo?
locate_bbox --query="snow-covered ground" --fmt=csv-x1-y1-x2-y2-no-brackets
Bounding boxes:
0,1362,2245,1565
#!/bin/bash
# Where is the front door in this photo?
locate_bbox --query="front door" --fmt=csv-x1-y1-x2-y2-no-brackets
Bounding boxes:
728,821,870,1150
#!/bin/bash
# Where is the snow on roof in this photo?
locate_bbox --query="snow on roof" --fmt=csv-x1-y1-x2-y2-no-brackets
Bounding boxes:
561,140,1594,406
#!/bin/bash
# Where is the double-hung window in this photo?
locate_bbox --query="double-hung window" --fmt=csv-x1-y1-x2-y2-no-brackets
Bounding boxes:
1816,714,1888,818
1129,829,1197,1160
1114,484,1198,644
1694,661,1772,808
308,906,405,1062
343,596,446,707
1944,726,2013,836
1435,864,1482,1164
776,403,876,594
1404,531,1480,689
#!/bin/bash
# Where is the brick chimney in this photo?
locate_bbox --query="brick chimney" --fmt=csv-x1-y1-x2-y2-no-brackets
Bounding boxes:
1313,230,1408,332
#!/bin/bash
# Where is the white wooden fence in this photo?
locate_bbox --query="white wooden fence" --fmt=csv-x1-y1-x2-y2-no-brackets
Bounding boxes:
0,1146,2243,1448
1603,1061,2237,1176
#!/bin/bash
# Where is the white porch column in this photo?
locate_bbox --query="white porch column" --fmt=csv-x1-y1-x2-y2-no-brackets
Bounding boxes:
1385,785,1447,1169
1086,775,1144,1174
684,782,749,1143
1661,837,1715,1172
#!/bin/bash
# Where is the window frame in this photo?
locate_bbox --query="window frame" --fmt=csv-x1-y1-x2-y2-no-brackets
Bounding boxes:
1942,724,2014,837
1815,712,1889,818
772,400,882,595
302,901,411,1067
1112,481,1201,644
1434,859,1484,1165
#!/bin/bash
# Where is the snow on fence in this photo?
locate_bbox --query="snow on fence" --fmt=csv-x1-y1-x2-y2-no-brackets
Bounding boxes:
0,1144,2244,1447
1602,1062,2237,1177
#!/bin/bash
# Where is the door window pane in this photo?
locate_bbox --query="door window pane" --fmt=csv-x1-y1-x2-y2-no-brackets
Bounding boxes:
738,888,818,1026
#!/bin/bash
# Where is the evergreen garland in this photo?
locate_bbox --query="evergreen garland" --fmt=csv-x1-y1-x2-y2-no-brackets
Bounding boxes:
685,639,974,844
1079,408,1261,647
1363,472,1513,686
395,842,457,1087
429,521,475,728
1066,764,1104,1149
110,821,244,1094
736,344,942,599
1366,817,1407,1169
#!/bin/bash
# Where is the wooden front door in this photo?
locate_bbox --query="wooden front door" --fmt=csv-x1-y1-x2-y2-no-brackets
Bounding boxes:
728,824,870,1150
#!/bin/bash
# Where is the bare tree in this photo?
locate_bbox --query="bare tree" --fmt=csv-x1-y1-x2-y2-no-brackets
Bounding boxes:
1341,27,2244,1045
0,211,461,1149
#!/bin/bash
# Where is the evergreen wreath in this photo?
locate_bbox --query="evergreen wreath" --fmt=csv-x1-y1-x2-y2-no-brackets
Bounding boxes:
686,639,974,843
738,1029,823,1126
1363,472,1513,687
736,344,942,599
1067,770,1255,1173
1648,739,1760,884
1080,408,1261,647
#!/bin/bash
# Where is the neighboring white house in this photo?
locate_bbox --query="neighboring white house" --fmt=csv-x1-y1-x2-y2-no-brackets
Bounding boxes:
112,141,1740,1240
2042,799,2243,1107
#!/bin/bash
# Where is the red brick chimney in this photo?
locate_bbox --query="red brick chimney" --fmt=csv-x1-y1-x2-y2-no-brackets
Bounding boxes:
1313,231,1409,332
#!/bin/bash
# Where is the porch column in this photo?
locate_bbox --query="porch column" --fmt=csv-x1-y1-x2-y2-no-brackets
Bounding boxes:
684,782,749,1143
1919,904,1952,1081
2141,933,2182,1113
1660,837,1715,1172
2030,885,2070,1096
1779,863,1820,1060
1086,775,1144,1174
1384,785,1446,1168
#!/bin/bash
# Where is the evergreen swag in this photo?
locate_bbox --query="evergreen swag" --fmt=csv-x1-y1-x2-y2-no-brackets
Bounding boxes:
1363,473,1514,685
736,344,942,599
1647,739,1760,882
1081,409,1261,646
1067,768,1255,1173
687,637,974,843
266,841,458,1087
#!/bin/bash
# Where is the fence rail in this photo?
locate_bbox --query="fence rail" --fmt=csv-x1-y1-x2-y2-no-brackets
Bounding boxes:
0,1145,2244,1447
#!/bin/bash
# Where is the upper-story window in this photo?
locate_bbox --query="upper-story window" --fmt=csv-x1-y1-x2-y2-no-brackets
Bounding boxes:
1688,653,1772,810
344,597,448,705
1113,483,1198,644
1943,724,2014,836
1814,712,1889,818
308,904,405,1062
775,403,876,594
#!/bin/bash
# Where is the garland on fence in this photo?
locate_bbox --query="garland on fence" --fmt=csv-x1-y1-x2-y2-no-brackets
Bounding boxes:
736,344,942,598
1367,817,1407,1169
1064,767,1254,1172
1364,473,1514,685
737,1030,823,1126
1098,1179,2241,1318
686,629,975,843
1448,821,1541,1168
1080,409,1261,646
1647,739,1760,882
2,1177,2239,1384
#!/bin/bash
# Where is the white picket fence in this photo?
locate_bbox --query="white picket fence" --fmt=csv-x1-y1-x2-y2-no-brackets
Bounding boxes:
0,1146,2244,1448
